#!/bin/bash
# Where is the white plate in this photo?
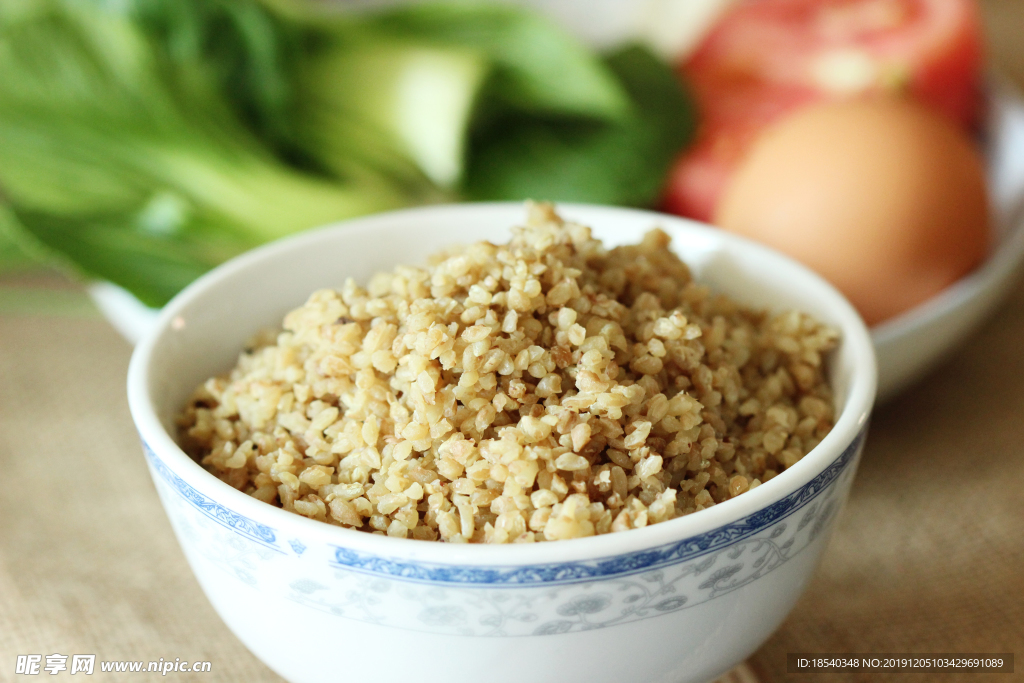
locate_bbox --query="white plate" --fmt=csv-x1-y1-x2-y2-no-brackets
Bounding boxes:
89,85,1024,402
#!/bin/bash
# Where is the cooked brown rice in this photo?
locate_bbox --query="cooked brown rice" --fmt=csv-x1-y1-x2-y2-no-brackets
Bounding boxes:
178,203,838,543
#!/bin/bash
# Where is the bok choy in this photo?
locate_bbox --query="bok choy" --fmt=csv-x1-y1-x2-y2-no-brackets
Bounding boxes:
0,0,406,305
0,0,695,307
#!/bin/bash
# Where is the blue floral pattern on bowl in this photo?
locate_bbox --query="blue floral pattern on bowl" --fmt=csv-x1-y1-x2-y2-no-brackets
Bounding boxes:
144,427,864,636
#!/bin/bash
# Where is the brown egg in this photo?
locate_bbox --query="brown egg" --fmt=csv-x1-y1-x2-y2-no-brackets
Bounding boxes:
714,98,991,326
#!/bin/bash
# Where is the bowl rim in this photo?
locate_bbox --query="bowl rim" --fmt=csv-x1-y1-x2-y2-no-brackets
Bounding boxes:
127,201,876,568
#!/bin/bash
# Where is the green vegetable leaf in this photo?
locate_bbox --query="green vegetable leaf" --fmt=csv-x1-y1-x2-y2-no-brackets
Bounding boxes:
121,0,302,155
462,44,696,207
291,1,630,191
362,3,630,121
0,0,697,310
0,204,46,273
14,210,219,308
298,37,489,190
0,233,35,272
0,0,408,306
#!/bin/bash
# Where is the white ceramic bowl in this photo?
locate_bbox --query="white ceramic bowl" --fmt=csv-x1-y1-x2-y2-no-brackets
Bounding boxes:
127,203,875,683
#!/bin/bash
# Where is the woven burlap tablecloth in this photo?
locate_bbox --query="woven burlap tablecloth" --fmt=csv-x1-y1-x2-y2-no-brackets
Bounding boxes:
3,4,1024,679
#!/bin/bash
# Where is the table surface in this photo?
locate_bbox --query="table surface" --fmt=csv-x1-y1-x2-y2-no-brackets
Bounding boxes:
2,3,1023,681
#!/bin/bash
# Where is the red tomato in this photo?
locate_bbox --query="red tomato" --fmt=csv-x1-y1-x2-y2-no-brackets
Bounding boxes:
662,0,985,222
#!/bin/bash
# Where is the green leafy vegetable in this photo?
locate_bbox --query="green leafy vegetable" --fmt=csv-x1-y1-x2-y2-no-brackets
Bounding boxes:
289,2,633,191
463,45,696,206
359,3,630,120
122,0,304,158
0,0,697,308
0,0,406,306
0,206,48,273
297,37,489,190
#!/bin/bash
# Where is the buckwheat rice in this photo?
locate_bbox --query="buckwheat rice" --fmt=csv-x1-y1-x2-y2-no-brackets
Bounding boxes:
178,203,838,543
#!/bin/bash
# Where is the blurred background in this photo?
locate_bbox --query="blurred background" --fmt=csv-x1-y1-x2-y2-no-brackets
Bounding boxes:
0,0,1020,335
1,1,1022,681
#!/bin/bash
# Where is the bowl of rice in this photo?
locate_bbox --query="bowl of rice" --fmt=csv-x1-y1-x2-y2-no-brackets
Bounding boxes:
128,202,876,683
